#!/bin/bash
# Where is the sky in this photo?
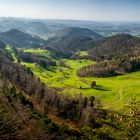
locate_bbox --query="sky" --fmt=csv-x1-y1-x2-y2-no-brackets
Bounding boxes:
0,0,140,21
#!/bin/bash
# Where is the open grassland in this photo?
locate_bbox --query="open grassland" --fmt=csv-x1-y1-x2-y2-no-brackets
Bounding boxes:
24,48,51,59
22,49,140,110
76,51,88,56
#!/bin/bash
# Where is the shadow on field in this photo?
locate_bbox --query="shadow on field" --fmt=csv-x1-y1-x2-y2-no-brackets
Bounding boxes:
80,87,91,90
46,67,56,72
95,85,111,91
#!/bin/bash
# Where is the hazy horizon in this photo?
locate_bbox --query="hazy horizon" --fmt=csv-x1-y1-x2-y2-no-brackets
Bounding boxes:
0,0,140,22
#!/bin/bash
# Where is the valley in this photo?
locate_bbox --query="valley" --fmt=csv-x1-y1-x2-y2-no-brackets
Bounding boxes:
0,16,140,139
20,48,140,110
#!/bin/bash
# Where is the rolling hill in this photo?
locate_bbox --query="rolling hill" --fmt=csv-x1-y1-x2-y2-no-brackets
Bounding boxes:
25,22,50,36
48,27,103,39
88,34,140,60
0,29,46,48
46,36,92,57
77,34,140,78
0,18,51,36
45,27,103,58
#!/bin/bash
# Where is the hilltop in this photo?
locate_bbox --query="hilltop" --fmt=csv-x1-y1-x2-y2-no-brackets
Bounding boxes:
45,27,102,58
0,29,45,48
88,34,140,60
48,27,102,39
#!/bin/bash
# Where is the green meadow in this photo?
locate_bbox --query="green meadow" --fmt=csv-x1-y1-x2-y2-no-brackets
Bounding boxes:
24,48,51,59
22,49,140,110
6,46,18,62
76,51,88,56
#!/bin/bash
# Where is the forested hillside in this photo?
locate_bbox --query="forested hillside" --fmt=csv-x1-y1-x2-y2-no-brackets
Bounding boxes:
88,34,140,61
46,36,92,58
77,34,140,77
0,40,108,139
45,27,103,59
0,29,45,48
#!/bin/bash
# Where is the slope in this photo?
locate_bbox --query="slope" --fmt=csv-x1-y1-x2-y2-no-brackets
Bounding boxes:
88,34,140,60
0,29,46,48
48,27,102,39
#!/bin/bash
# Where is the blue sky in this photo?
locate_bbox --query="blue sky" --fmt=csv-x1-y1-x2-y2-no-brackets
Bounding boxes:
0,0,140,21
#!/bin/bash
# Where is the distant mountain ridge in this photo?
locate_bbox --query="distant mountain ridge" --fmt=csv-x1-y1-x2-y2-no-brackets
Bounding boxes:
0,18,51,36
0,17,140,37
48,27,102,39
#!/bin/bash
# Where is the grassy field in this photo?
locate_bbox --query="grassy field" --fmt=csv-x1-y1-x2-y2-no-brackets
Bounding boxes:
6,46,18,62
76,51,88,56
21,49,140,110
24,48,51,59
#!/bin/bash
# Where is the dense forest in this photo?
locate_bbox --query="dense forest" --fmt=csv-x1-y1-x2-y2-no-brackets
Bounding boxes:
88,34,140,61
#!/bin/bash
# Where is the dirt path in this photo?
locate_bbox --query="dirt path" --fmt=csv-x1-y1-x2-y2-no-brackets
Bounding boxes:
114,88,123,104
106,74,140,106
20,73,140,130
